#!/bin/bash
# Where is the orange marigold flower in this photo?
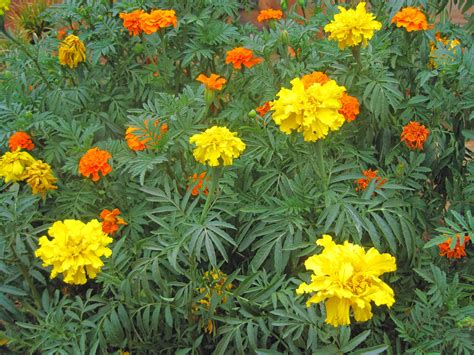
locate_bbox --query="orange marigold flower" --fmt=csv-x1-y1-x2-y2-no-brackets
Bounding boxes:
401,121,429,150
256,101,271,116
8,132,35,152
140,9,177,35
100,208,127,235
356,169,387,191
119,9,145,36
57,26,68,40
125,119,168,151
225,47,263,69
257,9,283,23
300,71,330,89
339,93,360,122
392,7,428,32
287,46,296,58
196,73,227,91
438,234,470,259
188,172,209,196
78,147,112,182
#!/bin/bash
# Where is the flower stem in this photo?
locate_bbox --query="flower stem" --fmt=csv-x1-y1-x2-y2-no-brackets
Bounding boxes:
351,45,362,68
200,166,222,223
313,140,327,189
1,28,52,89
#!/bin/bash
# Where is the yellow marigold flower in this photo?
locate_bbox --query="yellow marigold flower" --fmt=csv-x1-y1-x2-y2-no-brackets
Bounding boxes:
296,235,396,327
35,219,113,285
58,34,86,69
24,160,58,198
0,0,10,15
324,2,382,49
271,78,346,142
392,7,428,32
189,126,246,166
0,150,36,183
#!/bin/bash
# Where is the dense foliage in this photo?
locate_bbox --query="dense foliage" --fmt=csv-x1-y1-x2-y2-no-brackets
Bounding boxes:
0,0,473,353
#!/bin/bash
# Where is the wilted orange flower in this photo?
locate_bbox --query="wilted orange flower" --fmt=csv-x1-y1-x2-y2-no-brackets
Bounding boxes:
257,9,283,23
300,71,330,89
100,208,127,235
9,132,35,152
196,74,227,91
119,9,144,36
78,147,112,182
392,7,428,32
225,47,263,69
188,172,209,196
256,101,271,116
356,169,387,191
287,46,296,58
140,9,177,34
339,93,360,122
401,121,429,150
125,119,168,151
438,234,470,259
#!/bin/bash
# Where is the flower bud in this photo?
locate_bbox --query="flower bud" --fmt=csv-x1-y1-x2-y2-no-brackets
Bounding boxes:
298,0,306,7
248,110,257,118
280,0,288,11
280,30,289,45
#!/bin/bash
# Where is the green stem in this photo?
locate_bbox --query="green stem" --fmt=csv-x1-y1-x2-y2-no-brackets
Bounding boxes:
200,166,222,223
313,140,327,189
1,28,52,89
351,45,362,69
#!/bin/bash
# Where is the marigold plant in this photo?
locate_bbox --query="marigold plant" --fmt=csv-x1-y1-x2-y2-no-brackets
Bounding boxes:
257,9,283,23
8,132,35,152
100,208,127,235
392,7,429,32
119,10,144,36
400,121,429,150
324,2,382,49
296,235,396,327
271,78,346,141
58,34,86,69
438,234,470,259
339,92,360,122
35,219,113,285
24,160,57,198
189,126,246,166
196,73,226,91
356,169,387,191
225,47,263,69
0,150,36,183
78,147,112,181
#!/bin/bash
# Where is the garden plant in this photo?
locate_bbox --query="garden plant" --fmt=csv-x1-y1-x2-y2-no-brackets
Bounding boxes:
0,0,473,353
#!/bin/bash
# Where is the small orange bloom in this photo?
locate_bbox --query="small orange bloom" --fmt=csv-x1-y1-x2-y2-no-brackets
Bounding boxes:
140,9,177,34
257,9,283,23
119,10,145,36
100,208,127,235
401,121,429,150
256,101,271,116
188,172,209,196
339,93,360,122
356,169,387,191
438,234,470,259
225,47,263,69
392,7,428,32
300,71,330,89
125,119,168,151
196,74,227,91
78,147,112,182
57,27,68,40
9,132,35,152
